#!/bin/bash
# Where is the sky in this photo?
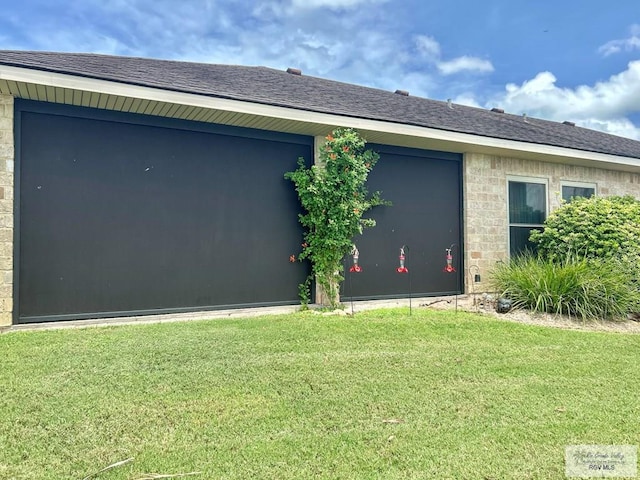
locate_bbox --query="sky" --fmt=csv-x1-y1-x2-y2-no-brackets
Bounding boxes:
1,0,640,139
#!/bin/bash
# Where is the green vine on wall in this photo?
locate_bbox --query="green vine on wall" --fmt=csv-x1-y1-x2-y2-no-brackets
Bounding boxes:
285,127,388,308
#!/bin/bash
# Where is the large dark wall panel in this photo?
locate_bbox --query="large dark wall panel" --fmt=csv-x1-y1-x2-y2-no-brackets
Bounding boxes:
16,102,312,322
344,144,462,299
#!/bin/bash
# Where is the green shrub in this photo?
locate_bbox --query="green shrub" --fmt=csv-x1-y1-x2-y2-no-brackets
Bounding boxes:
490,253,640,320
530,195,640,262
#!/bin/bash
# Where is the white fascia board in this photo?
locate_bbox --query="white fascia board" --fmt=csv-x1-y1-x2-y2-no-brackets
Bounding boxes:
2,64,639,170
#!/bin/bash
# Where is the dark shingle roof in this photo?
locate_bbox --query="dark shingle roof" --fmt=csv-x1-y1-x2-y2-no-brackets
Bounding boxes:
2,50,640,160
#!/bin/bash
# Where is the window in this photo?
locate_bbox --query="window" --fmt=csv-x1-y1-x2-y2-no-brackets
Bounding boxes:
508,178,547,256
561,181,596,202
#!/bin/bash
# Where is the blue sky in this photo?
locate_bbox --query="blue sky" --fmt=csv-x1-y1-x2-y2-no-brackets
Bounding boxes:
2,0,640,139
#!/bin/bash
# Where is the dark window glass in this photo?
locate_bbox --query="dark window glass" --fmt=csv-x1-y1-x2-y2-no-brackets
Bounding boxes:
562,185,594,202
509,226,543,256
508,181,546,256
509,181,546,224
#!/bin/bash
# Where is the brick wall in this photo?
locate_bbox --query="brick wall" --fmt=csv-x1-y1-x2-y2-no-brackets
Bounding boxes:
0,94,13,326
464,152,640,293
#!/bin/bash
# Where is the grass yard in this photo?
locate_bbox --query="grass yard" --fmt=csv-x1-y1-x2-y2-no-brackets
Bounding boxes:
0,309,638,479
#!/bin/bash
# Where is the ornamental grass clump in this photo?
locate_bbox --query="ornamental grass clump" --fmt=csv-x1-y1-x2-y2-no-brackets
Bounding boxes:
285,128,387,308
490,253,640,320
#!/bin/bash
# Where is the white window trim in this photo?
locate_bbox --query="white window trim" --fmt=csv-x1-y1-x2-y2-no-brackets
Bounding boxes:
506,176,549,256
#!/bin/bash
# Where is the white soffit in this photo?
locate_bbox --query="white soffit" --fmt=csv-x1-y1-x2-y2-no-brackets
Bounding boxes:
1,64,639,172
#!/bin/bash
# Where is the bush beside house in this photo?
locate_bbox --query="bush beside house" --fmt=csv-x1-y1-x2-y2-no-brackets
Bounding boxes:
530,195,640,263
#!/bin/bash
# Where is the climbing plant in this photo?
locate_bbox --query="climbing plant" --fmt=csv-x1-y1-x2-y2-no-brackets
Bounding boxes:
285,128,388,308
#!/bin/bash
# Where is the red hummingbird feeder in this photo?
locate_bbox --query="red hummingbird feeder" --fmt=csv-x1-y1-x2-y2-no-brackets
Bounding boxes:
349,245,362,273
443,246,456,273
397,246,408,273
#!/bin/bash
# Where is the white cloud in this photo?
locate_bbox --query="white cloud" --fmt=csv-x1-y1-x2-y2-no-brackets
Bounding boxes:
482,61,640,139
415,35,441,60
255,0,389,16
290,0,387,9
598,24,640,56
580,118,640,140
413,35,493,77
437,56,494,75
451,93,482,108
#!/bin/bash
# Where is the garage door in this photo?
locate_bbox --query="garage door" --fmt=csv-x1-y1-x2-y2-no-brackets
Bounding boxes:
16,100,313,323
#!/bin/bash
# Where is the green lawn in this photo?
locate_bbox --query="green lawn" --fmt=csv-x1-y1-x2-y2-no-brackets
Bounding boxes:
1,309,638,479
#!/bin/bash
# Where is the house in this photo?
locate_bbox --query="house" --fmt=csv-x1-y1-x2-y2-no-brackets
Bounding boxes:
1,50,639,325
